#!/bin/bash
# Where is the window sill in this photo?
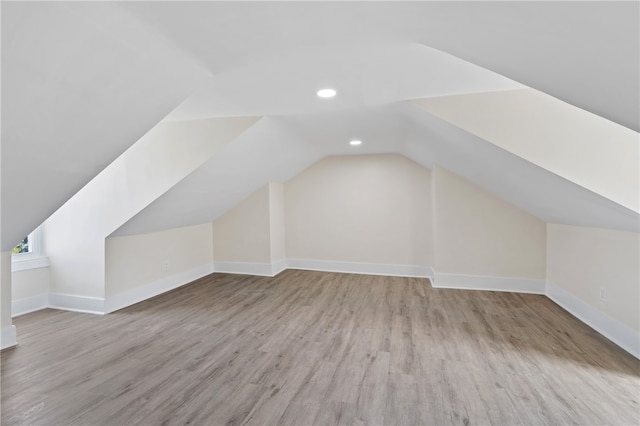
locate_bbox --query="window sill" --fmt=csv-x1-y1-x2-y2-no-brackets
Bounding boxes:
12,255,50,272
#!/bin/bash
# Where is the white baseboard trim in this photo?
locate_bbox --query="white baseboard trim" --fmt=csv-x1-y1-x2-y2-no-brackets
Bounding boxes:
48,293,105,315
6,261,638,360
214,261,278,277
1,325,17,350
271,259,287,276
432,272,546,294
286,258,434,279
104,263,214,314
12,293,49,317
546,281,640,360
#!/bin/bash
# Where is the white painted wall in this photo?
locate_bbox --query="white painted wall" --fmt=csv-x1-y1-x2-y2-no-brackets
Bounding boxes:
285,154,434,267
269,183,286,265
43,117,258,298
211,182,288,275
413,89,639,213
547,224,640,332
433,166,546,279
12,268,49,301
10,267,50,317
105,223,214,298
212,185,272,264
1,1,212,250
1,251,17,349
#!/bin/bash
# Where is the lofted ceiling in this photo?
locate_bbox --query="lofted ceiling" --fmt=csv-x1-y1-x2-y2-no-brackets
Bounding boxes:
119,1,640,130
114,101,640,237
0,1,212,249
2,1,638,248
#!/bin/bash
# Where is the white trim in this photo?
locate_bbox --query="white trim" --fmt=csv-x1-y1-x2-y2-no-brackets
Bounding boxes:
432,272,546,294
104,263,214,313
11,227,46,271
1,325,17,350
7,260,638,360
546,281,640,360
214,261,277,277
11,255,50,272
12,293,48,317
271,259,287,276
8,264,216,316
48,293,105,315
286,258,434,279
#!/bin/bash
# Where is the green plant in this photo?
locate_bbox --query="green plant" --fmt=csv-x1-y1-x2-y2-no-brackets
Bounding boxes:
11,237,29,254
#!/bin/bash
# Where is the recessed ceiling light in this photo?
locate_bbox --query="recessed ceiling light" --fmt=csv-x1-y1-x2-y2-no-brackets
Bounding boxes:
350,140,362,146
317,88,337,98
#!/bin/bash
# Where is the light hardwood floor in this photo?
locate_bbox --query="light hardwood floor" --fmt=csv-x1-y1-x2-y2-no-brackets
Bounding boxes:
1,270,638,425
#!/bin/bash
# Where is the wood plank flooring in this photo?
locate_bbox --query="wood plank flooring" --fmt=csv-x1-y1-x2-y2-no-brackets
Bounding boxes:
1,270,638,425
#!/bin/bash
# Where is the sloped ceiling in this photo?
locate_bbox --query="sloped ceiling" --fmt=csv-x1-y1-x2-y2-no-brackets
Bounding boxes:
401,104,640,233
1,2,212,249
2,1,638,246
411,89,639,213
120,1,639,130
115,101,640,237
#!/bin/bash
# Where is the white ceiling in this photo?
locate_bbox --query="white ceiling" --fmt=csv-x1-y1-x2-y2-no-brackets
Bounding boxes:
2,1,639,247
114,101,640,237
401,104,640,233
120,1,639,130
162,42,523,120
1,2,211,249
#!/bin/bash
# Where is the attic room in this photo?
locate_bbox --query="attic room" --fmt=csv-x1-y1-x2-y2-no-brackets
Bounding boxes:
1,1,639,425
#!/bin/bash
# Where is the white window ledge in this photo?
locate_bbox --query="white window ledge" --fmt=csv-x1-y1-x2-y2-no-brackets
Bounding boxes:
12,255,50,272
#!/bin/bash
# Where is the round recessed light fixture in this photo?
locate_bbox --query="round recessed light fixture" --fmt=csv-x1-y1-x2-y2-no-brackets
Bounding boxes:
317,88,337,98
349,140,362,146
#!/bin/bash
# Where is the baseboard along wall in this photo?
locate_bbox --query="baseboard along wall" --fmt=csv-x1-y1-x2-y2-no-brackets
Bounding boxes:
432,272,546,294
545,281,640,360
48,293,106,315
12,293,49,317
9,259,638,359
104,263,214,314
213,261,275,277
1,325,17,350
12,263,215,316
286,258,434,279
